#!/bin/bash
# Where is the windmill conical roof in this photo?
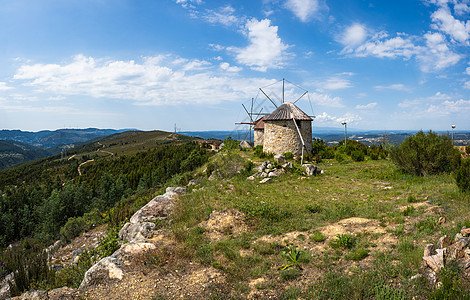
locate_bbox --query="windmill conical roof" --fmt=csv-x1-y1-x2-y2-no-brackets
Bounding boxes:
264,102,312,121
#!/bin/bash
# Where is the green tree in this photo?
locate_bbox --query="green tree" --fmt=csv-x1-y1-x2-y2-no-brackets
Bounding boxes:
391,130,461,176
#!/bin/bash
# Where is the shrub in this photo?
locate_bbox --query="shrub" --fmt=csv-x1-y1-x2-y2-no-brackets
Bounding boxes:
456,158,470,193
209,152,247,179
369,152,379,160
335,153,346,162
253,145,264,158
351,150,365,162
283,152,294,160
390,130,461,176
221,136,240,151
466,145,470,155
60,216,89,242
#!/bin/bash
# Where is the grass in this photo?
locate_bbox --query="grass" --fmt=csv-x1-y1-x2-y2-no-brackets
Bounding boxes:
157,149,470,298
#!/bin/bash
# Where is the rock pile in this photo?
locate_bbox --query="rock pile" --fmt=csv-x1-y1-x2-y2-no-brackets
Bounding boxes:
421,227,470,285
247,154,322,182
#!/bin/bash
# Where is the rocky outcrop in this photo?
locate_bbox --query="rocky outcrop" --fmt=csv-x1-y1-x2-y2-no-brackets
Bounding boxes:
0,273,14,300
78,186,187,290
421,227,470,285
16,289,48,299
119,222,156,243
129,187,186,224
79,255,123,289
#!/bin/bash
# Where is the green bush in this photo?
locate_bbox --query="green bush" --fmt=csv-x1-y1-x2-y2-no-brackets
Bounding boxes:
253,145,264,158
456,158,470,193
335,153,346,162
60,217,89,242
369,152,379,160
466,145,470,155
283,152,294,160
221,136,240,151
390,130,461,176
351,150,365,162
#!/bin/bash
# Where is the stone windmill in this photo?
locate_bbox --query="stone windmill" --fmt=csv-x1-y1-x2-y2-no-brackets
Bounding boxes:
238,79,315,161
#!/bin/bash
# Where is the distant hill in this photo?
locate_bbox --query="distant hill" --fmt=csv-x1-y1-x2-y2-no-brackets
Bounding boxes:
0,140,51,170
0,128,132,149
0,128,134,169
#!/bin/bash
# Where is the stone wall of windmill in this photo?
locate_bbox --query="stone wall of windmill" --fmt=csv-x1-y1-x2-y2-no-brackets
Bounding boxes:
253,116,267,147
262,102,313,156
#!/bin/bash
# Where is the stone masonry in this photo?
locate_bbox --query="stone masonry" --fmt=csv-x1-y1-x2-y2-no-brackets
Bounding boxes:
263,120,312,155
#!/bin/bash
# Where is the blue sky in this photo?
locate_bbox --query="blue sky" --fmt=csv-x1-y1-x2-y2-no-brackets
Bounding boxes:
0,0,469,132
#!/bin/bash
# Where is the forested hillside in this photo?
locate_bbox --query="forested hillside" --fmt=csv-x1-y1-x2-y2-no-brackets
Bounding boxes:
0,128,129,148
0,140,51,170
0,131,208,246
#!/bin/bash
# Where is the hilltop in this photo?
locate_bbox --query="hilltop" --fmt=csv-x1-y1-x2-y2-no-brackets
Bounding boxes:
1,132,470,299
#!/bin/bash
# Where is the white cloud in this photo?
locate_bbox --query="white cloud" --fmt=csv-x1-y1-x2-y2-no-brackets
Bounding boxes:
427,99,470,114
322,77,352,90
229,18,290,72
464,81,470,89
284,0,325,22
431,6,470,43
309,92,344,107
209,44,225,51
374,83,410,91
465,66,470,75
315,111,362,124
353,34,419,59
175,0,202,9
339,23,368,49
339,27,461,72
220,62,242,72
399,91,452,108
201,5,241,26
0,82,13,91
417,32,461,71
12,54,275,105
355,102,377,109
454,2,470,15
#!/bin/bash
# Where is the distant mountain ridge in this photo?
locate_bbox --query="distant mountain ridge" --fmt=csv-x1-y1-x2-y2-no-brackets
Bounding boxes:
0,128,134,169
0,128,131,149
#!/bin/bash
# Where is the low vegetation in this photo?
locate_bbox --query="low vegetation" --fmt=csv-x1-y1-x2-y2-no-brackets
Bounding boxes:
1,130,469,298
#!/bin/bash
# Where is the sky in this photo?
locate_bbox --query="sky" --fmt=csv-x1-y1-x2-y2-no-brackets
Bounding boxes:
0,0,469,132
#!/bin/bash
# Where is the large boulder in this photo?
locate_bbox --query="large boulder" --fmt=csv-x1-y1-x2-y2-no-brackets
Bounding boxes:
129,187,187,224
119,222,156,243
79,256,123,289
130,195,174,223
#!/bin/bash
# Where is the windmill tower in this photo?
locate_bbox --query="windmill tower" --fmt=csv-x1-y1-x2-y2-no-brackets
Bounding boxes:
236,78,314,149
237,79,314,162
